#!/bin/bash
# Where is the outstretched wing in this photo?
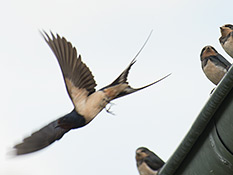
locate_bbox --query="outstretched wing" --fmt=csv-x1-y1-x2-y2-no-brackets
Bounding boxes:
14,110,86,155
14,118,70,155
42,32,97,110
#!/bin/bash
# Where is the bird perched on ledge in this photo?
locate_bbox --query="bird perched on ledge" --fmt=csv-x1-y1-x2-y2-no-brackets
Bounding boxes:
136,147,165,175
219,24,233,58
200,45,231,85
13,31,170,155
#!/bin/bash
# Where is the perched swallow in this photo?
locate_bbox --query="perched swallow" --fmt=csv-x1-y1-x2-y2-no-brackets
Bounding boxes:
219,24,233,58
136,147,164,175
13,32,170,155
200,45,231,85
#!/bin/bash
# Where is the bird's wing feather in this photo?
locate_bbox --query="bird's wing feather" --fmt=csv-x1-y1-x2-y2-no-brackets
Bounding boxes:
144,154,165,171
14,117,69,155
209,55,231,70
42,32,97,110
14,110,86,155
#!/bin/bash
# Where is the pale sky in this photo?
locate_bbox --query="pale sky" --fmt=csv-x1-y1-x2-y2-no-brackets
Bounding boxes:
1,0,233,174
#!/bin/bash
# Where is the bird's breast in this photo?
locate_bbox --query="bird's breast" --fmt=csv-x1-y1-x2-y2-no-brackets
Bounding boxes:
80,91,108,123
203,60,227,85
223,36,233,58
76,84,128,123
138,162,158,175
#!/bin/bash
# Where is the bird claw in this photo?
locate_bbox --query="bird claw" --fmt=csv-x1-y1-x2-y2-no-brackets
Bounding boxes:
105,102,115,115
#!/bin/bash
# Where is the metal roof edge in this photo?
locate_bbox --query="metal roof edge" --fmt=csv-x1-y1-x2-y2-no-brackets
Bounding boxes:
159,65,233,175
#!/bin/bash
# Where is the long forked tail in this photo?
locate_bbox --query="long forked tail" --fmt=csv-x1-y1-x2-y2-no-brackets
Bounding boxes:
114,73,171,99
103,30,154,90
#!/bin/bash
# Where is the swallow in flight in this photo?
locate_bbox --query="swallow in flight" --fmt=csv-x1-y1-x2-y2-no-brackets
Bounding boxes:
219,24,233,58
13,32,170,155
200,45,231,85
136,147,165,175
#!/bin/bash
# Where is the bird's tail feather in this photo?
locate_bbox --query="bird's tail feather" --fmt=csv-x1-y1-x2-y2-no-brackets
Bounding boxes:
101,30,153,90
114,73,171,99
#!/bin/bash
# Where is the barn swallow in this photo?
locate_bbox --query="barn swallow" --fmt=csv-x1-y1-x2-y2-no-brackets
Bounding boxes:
219,24,233,58
136,147,164,175
13,32,170,155
200,45,231,85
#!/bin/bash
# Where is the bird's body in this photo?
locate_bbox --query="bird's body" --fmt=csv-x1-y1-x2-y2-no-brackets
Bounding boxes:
200,45,231,85
138,162,158,175
13,32,170,155
136,147,164,175
202,59,227,85
219,24,233,58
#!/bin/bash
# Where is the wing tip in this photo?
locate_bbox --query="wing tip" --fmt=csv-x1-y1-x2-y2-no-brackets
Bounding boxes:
40,30,62,43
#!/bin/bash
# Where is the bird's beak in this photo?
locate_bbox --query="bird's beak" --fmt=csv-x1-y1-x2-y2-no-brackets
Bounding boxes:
135,153,141,161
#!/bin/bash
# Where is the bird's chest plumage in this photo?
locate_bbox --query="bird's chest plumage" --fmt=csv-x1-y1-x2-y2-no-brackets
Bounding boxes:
203,60,227,85
223,36,233,58
79,91,109,124
138,162,158,175
75,84,128,124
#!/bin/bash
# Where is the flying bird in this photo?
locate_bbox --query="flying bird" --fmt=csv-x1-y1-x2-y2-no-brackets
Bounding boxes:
136,147,165,175
219,24,233,58
200,45,231,85
13,32,170,155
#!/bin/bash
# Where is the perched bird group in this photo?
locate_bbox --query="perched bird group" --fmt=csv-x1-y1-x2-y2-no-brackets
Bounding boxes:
135,24,233,175
201,24,233,88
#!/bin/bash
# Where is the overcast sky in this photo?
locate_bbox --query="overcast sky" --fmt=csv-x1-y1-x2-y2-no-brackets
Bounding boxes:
1,0,233,174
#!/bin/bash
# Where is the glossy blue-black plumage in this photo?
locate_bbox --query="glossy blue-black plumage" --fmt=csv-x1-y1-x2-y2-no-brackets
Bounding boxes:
14,109,86,155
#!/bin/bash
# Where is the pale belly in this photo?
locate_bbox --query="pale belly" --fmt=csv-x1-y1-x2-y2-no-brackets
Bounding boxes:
203,60,227,85
223,38,233,58
138,162,158,175
79,91,109,124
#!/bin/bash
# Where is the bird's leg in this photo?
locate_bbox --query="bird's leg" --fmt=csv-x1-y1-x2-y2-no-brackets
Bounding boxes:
105,101,115,115
101,96,116,115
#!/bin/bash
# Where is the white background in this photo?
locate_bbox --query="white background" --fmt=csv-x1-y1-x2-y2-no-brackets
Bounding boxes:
1,0,233,174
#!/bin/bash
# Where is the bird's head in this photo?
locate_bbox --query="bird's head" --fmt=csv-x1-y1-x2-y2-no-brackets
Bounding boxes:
135,147,151,161
220,24,233,38
200,45,218,61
